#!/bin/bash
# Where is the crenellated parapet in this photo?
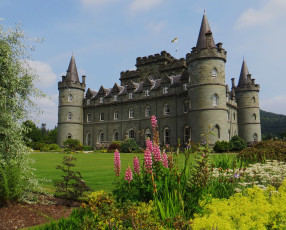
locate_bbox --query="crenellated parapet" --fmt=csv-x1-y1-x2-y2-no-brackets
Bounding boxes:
235,74,260,93
136,51,175,67
160,58,187,73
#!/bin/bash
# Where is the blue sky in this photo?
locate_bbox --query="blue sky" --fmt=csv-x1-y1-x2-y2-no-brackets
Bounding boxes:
1,0,286,129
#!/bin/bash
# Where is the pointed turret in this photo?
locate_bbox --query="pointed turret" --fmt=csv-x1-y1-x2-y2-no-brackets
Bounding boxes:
196,12,215,50
238,59,250,86
66,54,79,83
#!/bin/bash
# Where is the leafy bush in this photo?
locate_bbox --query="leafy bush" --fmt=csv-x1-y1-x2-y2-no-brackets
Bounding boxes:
229,135,247,151
238,140,286,164
213,141,230,153
81,145,93,151
55,155,90,200
63,139,82,151
191,181,286,230
121,138,139,153
107,142,121,151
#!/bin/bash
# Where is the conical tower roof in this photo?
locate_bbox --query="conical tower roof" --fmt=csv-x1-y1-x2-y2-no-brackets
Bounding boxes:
196,12,215,50
66,54,79,83
238,59,250,86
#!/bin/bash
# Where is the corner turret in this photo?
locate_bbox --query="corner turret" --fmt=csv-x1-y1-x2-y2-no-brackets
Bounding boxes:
57,55,86,146
186,12,228,144
235,59,261,144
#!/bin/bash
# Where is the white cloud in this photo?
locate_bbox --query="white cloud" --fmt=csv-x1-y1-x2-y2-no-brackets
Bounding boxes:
260,94,286,115
236,0,286,29
146,21,166,34
81,0,119,7
28,60,57,89
31,94,58,129
130,0,162,12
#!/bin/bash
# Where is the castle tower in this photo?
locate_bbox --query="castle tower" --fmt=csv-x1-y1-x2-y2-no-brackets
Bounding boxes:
186,12,228,144
57,55,86,146
235,59,261,144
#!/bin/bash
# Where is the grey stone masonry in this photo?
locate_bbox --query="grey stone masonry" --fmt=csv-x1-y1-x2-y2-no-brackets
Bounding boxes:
57,13,261,148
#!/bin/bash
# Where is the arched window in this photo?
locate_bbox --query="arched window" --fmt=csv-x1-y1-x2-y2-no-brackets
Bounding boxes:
183,101,188,113
253,133,258,142
164,128,170,145
212,94,219,106
211,68,218,78
213,125,220,139
129,129,135,139
67,133,72,139
253,113,257,121
100,112,104,121
252,96,256,103
114,110,118,120
113,131,119,141
87,113,91,122
129,108,134,118
184,126,190,144
145,106,151,117
99,132,104,143
233,113,236,121
68,94,73,102
67,112,72,121
86,132,91,146
145,128,151,140
164,104,170,115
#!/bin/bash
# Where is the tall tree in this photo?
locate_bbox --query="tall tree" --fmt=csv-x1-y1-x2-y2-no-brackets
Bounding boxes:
0,23,43,204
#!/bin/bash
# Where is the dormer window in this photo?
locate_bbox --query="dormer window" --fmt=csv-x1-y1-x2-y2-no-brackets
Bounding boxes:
86,99,90,105
163,87,168,94
114,110,118,120
99,97,104,103
113,95,118,101
211,68,218,78
145,90,150,97
68,94,73,102
183,83,188,91
129,93,133,99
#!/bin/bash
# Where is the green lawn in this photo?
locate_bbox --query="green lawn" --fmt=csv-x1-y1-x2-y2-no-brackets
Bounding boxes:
30,152,237,193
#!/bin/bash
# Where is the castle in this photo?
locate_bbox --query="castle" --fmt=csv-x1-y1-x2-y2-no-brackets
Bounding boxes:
57,13,261,148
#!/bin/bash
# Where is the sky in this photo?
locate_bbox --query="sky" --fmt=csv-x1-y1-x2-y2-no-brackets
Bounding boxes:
1,0,286,129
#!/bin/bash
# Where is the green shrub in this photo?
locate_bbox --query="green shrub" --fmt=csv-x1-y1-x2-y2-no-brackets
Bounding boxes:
229,135,247,151
238,140,286,164
121,138,139,153
31,142,45,151
107,142,121,151
213,141,230,153
191,181,286,230
63,139,82,151
81,145,93,151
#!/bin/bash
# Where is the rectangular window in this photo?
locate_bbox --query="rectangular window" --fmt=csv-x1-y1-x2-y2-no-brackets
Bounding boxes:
100,113,104,121
129,93,133,99
99,97,104,103
113,95,118,101
183,83,188,91
87,113,91,122
145,90,150,97
86,99,90,105
163,87,168,94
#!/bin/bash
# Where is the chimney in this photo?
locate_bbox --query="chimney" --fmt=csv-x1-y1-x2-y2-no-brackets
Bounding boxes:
62,75,66,82
251,79,255,85
205,31,213,48
247,74,251,83
82,75,86,84
231,78,235,88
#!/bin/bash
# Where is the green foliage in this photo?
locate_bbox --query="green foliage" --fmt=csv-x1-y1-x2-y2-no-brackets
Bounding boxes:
191,181,286,230
260,109,286,139
238,139,286,164
107,141,121,151
0,24,43,204
213,141,230,153
121,138,139,153
229,135,247,151
55,155,90,200
63,138,82,151
81,145,93,151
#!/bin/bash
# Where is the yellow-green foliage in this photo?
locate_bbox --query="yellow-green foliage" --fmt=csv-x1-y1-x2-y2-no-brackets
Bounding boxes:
191,180,286,230
86,191,165,230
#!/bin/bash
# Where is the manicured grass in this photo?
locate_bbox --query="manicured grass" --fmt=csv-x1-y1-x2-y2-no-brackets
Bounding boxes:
30,152,237,193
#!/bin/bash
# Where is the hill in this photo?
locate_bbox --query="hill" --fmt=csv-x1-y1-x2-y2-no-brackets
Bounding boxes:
260,110,286,139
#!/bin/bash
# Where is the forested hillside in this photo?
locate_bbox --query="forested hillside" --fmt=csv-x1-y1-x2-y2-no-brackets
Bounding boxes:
260,110,286,139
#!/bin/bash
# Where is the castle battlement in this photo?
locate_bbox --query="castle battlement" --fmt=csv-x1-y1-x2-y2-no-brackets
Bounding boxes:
136,51,175,66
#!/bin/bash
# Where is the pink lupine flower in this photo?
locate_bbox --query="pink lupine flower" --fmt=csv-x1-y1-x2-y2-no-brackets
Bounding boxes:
144,149,153,174
125,166,133,183
162,150,168,168
146,138,154,153
133,156,140,174
151,115,158,128
114,149,121,176
153,145,162,162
